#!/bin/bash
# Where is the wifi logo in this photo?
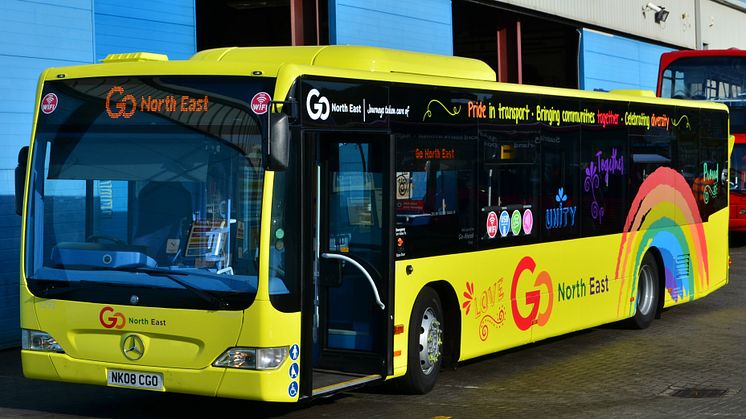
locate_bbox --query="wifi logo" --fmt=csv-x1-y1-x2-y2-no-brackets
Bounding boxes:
251,92,271,115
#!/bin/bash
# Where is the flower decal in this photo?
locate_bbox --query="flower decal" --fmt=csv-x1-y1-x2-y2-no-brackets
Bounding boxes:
585,161,597,183
555,187,567,204
462,281,475,315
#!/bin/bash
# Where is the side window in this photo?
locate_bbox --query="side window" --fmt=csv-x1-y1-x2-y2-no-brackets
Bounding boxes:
661,69,686,98
674,108,699,185
328,142,384,250
581,126,627,236
395,134,477,258
629,104,674,196
540,128,580,241
675,108,701,216
698,110,729,220
269,133,300,312
479,131,538,247
43,178,86,265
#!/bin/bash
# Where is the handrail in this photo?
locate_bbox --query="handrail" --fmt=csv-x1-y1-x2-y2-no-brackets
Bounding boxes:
321,252,385,310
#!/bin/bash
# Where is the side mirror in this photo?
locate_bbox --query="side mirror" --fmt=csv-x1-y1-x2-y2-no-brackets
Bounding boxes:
267,113,290,171
15,146,29,216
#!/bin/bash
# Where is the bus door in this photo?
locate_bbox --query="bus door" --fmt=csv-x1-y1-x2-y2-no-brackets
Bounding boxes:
304,132,392,396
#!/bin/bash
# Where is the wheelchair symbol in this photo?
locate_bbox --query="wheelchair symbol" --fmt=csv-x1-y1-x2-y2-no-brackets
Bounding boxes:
288,381,299,398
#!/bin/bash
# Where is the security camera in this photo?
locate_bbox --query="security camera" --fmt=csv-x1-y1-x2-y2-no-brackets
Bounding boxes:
646,2,662,12
643,2,669,23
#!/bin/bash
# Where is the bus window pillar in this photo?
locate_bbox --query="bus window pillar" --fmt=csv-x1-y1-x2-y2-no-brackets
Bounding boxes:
497,20,522,84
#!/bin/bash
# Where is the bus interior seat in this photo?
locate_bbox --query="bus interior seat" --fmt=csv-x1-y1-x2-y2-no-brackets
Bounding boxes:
132,182,193,265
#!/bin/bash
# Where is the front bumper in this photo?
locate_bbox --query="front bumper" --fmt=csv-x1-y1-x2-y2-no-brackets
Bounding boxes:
22,350,299,402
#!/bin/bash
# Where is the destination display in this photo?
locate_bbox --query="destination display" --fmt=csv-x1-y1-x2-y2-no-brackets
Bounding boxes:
39,76,276,131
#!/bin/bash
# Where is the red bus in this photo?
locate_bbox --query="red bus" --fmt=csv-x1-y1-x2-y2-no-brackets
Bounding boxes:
657,49,745,230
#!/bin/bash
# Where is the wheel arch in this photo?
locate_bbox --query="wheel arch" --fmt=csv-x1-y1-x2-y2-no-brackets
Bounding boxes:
424,280,461,368
643,246,666,319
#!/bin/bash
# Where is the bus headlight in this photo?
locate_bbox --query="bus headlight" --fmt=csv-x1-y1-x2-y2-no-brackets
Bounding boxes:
21,329,65,353
213,347,288,370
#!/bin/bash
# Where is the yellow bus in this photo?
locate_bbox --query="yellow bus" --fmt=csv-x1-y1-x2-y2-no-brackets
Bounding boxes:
17,46,730,401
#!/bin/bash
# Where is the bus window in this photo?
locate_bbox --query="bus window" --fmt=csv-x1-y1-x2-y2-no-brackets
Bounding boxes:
699,110,729,219
268,144,301,312
660,57,746,101
395,133,477,258
629,104,674,195
580,130,627,236
479,131,538,246
25,76,270,311
730,144,746,192
540,127,581,241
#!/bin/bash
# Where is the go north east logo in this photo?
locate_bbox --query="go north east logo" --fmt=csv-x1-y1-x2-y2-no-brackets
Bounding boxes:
511,256,553,330
99,306,126,329
99,306,167,329
105,86,209,119
306,88,330,121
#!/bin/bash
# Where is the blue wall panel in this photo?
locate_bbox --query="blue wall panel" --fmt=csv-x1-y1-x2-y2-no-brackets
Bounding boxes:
0,0,94,348
0,0,196,349
94,0,196,61
330,0,453,56
580,29,674,92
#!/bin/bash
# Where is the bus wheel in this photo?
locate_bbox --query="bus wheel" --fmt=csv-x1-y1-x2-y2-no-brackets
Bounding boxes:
400,287,443,394
629,252,660,329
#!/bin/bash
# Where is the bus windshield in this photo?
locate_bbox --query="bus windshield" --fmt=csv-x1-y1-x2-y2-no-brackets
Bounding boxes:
659,56,746,133
24,76,279,310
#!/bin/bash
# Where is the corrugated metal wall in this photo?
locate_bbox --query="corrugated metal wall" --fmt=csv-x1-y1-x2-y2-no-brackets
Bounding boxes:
492,0,746,50
580,29,674,92
0,0,95,349
329,0,453,55
0,0,195,349
94,0,195,61
701,0,746,48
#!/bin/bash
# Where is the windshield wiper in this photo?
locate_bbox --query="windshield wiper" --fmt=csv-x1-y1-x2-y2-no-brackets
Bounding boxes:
32,278,122,299
32,279,84,298
106,266,229,310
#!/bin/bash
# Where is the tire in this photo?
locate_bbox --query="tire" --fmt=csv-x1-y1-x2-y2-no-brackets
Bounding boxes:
629,252,660,329
398,287,443,394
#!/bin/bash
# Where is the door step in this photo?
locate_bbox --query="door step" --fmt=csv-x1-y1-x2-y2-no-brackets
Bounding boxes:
312,369,382,397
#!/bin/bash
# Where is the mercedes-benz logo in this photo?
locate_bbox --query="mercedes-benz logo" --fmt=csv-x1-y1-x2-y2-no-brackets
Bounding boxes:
121,334,145,361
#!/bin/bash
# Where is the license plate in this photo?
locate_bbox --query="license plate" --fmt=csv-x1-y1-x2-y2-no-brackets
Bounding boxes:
107,369,164,391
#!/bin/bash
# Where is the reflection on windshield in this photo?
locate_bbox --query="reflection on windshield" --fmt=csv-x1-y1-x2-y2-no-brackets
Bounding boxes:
731,144,746,192
660,56,746,132
25,76,284,310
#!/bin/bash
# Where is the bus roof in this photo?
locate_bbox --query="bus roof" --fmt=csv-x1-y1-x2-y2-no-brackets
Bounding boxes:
659,48,746,69
190,45,497,82
42,46,728,112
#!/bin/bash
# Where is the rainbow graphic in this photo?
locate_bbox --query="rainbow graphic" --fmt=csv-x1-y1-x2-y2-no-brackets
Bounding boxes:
615,167,710,317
